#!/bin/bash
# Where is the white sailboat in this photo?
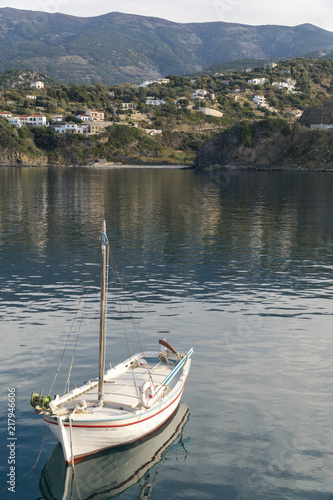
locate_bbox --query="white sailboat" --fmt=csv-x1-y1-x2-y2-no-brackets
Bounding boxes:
31,221,193,464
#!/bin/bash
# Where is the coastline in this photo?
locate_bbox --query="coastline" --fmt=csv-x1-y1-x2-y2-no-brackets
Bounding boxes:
0,161,192,170
1,162,333,172
197,164,333,172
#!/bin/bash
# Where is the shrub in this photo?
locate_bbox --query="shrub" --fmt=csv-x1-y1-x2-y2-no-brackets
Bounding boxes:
107,124,142,148
238,120,254,148
258,118,292,136
31,127,58,150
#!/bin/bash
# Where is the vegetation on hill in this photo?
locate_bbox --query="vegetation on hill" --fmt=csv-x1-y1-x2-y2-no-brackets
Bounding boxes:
0,120,41,158
194,118,333,170
0,57,332,167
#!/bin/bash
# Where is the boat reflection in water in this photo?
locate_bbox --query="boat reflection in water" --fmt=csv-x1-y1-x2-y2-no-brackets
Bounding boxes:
40,402,190,499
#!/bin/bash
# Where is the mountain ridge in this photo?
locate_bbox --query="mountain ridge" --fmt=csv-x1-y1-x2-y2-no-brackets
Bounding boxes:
1,8,333,84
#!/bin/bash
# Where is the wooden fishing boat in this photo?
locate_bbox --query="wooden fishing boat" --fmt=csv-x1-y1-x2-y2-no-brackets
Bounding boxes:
30,221,193,464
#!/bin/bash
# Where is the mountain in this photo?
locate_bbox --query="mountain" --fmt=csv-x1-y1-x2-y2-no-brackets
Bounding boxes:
1,8,333,84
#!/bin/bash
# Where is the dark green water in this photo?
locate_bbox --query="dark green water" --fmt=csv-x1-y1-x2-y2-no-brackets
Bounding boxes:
0,166,333,499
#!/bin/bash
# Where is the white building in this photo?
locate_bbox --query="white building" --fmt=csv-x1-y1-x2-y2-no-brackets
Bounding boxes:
27,115,47,126
253,95,266,106
77,114,91,122
140,80,156,87
272,79,296,92
7,114,47,128
140,78,170,87
120,103,135,111
192,89,208,100
290,109,303,118
272,82,295,92
145,97,166,106
51,115,64,123
0,111,12,118
247,78,267,85
86,109,104,121
8,117,22,128
54,122,89,134
31,81,44,89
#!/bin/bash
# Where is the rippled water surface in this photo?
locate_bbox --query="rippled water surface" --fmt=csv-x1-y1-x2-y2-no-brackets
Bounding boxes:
1,166,333,499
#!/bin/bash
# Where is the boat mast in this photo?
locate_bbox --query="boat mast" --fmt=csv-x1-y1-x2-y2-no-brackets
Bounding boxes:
98,220,107,403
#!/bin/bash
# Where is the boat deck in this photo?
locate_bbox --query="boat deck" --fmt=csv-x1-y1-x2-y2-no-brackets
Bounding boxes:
66,357,177,412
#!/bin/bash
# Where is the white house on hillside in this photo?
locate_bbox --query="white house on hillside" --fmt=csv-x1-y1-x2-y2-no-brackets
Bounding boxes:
86,109,104,121
77,114,91,122
272,79,296,92
31,81,44,89
54,122,89,134
290,109,303,118
253,95,266,106
8,117,22,128
51,115,64,123
192,89,208,100
140,78,170,87
145,97,166,106
247,78,267,85
27,115,47,126
7,114,47,127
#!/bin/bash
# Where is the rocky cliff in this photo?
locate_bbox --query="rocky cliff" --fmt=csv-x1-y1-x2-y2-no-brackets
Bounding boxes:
0,151,48,166
193,119,333,170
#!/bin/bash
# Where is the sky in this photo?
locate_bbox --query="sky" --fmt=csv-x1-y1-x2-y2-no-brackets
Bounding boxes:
2,0,333,32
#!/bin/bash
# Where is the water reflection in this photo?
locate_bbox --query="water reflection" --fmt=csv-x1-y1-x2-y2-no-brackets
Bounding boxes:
39,402,190,500
1,168,333,272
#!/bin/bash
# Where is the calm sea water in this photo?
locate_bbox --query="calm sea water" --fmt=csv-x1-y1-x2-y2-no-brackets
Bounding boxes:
1,166,333,499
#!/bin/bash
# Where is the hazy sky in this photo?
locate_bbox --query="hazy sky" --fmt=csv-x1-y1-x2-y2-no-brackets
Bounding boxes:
2,0,333,32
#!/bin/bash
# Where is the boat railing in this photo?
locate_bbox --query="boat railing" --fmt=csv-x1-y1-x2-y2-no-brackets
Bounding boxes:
157,348,193,393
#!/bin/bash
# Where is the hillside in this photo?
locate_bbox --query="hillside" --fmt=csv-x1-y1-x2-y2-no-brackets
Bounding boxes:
1,8,333,84
193,119,333,170
1,58,333,168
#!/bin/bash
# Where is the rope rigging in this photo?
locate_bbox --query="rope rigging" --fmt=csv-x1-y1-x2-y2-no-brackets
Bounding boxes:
48,238,101,396
48,229,154,402
109,248,156,391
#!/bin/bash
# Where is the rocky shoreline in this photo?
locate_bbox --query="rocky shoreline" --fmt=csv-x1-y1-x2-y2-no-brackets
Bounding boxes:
1,160,333,172
2,118,333,172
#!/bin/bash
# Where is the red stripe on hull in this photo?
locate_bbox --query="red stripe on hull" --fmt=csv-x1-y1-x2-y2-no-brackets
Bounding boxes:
66,402,182,465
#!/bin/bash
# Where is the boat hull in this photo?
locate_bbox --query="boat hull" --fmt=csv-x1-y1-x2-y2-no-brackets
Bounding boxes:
40,402,190,499
44,368,189,464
